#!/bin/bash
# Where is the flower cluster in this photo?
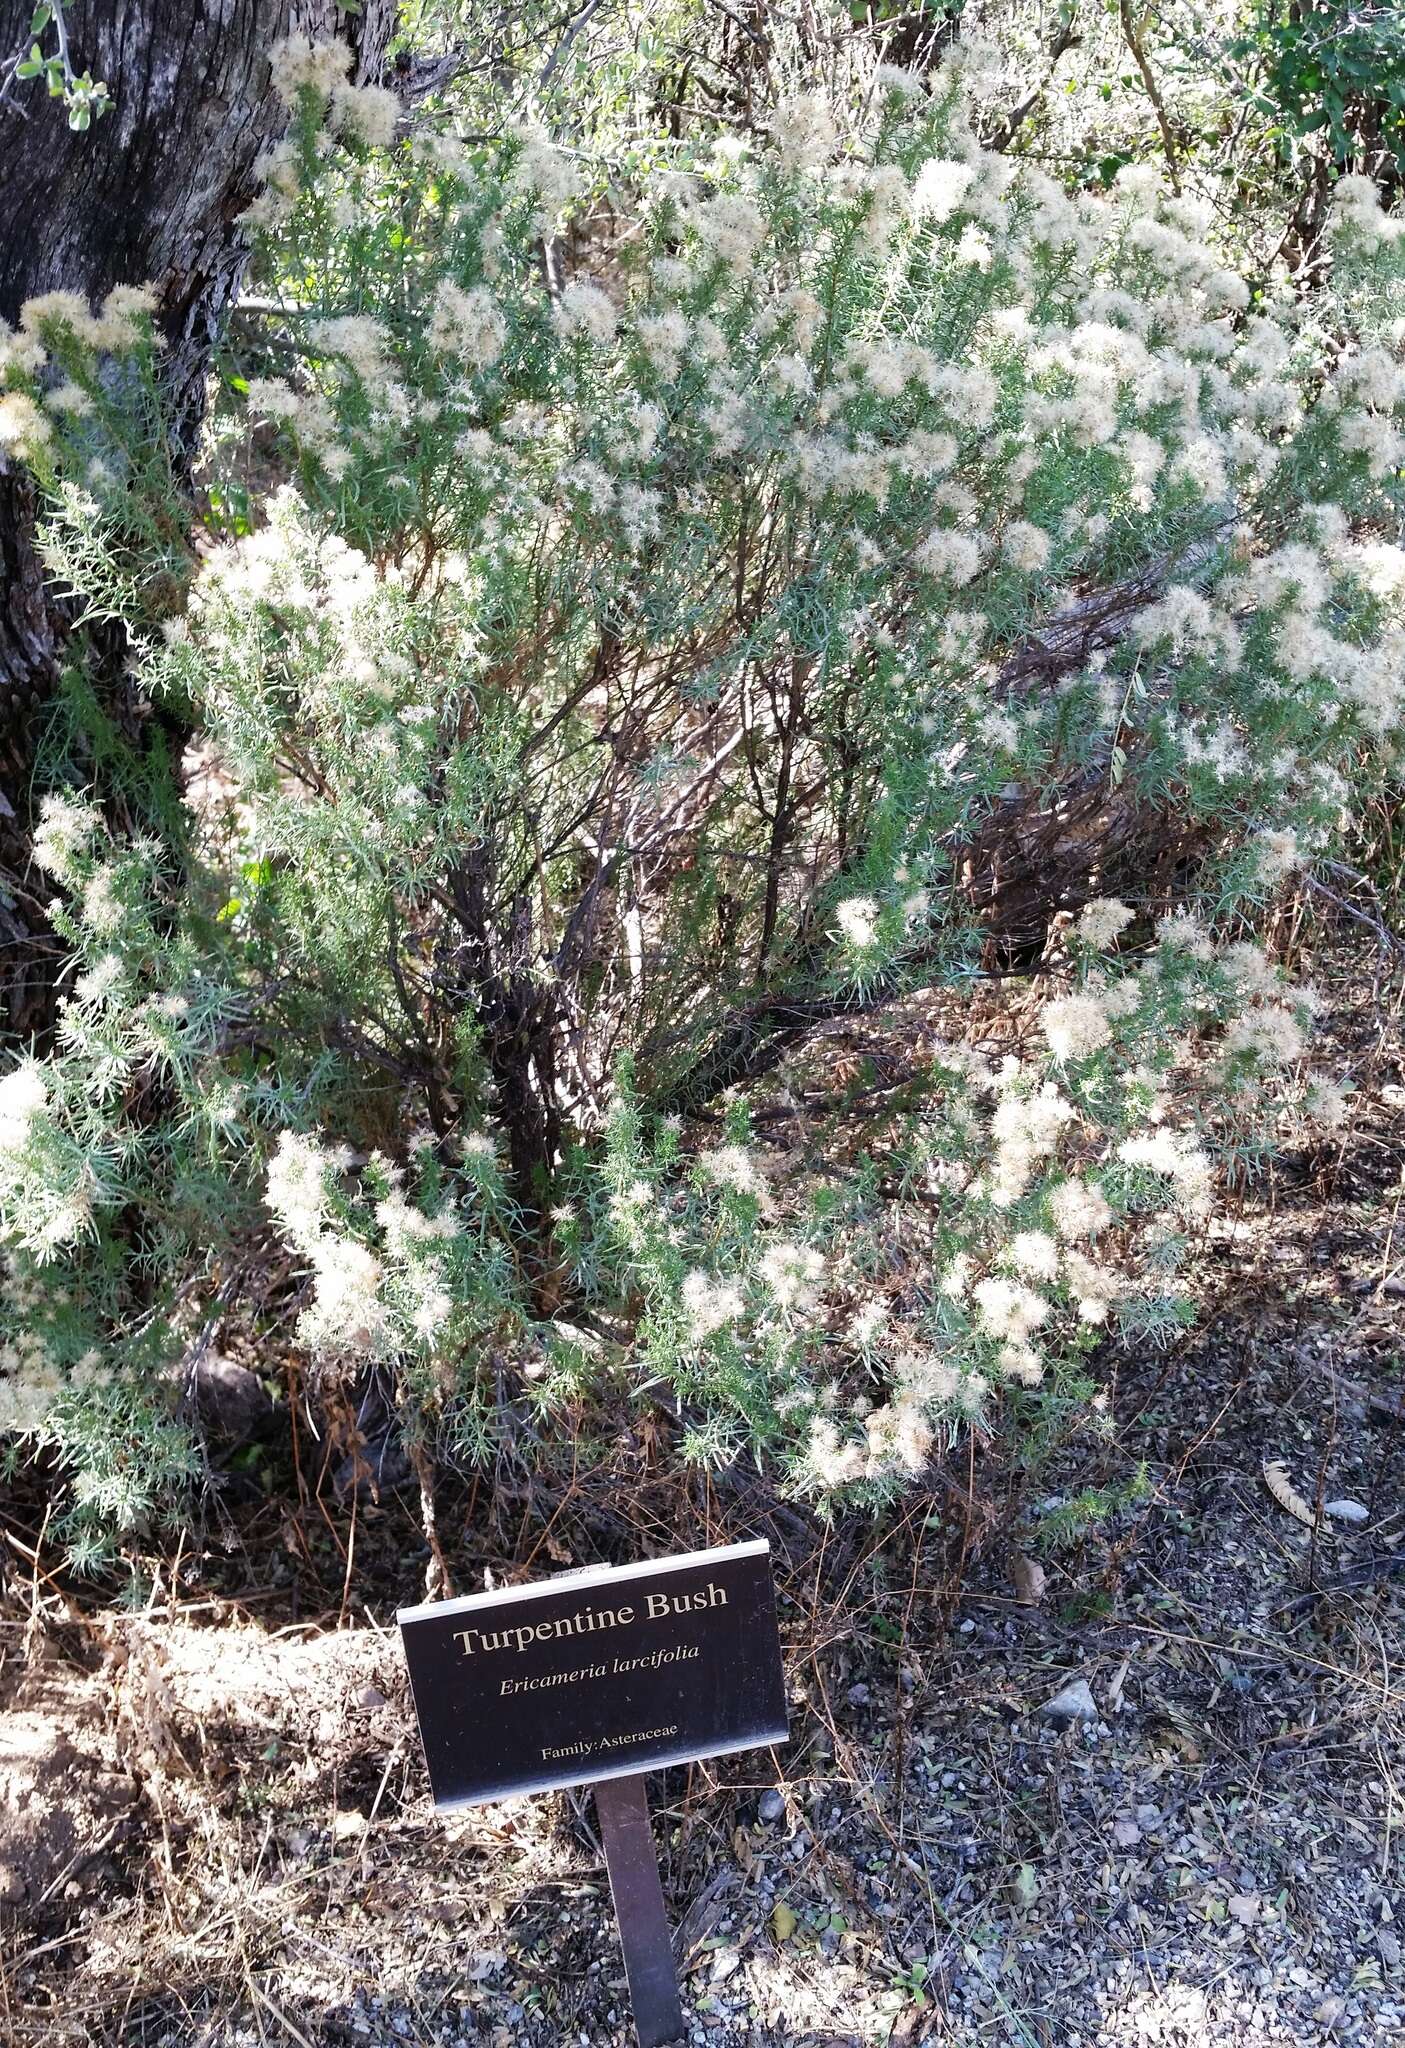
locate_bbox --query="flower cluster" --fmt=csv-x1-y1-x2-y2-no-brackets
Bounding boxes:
597,904,1342,1498
262,1131,520,1375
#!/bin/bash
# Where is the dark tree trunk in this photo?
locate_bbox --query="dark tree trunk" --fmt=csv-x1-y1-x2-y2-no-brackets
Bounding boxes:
0,0,396,1039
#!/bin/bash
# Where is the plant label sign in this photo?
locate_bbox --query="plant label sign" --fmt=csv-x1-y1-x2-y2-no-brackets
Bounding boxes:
398,1538,786,1808
398,1539,787,2048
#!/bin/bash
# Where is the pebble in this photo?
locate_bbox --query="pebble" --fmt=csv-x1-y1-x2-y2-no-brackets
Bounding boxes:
1040,1677,1099,1727
758,1788,785,1824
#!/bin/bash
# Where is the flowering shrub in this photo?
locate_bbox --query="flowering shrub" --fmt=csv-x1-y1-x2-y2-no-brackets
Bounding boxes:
2,36,1404,1550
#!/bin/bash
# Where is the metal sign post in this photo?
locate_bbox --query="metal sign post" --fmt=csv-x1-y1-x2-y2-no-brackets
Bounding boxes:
398,1539,788,2048
594,1773,685,2048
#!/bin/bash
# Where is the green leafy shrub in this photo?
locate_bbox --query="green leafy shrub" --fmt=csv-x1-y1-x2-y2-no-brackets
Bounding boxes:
1236,0,1405,181
2,36,1404,1551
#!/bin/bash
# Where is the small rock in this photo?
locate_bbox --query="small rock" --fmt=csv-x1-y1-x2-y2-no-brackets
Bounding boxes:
1112,1818,1142,1849
1379,1928,1401,1970
1314,1994,1346,2029
847,1682,870,1706
358,1685,388,1710
1228,1893,1261,1926
0,1862,26,1904
1323,1500,1369,1526
758,1788,785,1824
1039,1677,1098,1727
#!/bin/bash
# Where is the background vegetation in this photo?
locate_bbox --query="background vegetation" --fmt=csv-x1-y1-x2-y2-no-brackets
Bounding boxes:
1,0,1403,1579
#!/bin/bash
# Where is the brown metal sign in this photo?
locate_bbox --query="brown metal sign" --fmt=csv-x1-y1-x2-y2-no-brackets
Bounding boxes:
398,1540,788,2048
398,1539,787,1809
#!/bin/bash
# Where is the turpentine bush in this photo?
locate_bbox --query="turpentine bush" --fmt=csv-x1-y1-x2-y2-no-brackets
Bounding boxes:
1,37,1404,1550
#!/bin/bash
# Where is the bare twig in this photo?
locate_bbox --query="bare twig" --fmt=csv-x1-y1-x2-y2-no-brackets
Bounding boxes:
1118,0,1181,194
988,10,1081,152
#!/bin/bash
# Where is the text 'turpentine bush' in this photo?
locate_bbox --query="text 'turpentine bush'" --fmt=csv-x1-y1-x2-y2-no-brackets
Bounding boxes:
1,37,1404,1545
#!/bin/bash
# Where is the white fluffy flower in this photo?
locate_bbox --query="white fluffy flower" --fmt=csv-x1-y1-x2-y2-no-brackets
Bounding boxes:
1224,1004,1306,1065
0,1063,49,1158
428,281,506,370
1009,1231,1060,1282
555,280,618,346
1062,1251,1118,1324
682,1269,743,1340
912,159,975,223
1077,898,1134,949
914,528,983,585
769,94,837,172
72,953,123,1007
0,390,53,460
268,34,352,107
700,1145,766,1199
32,794,97,883
509,128,582,225
1040,993,1112,1062
304,1236,386,1353
328,81,400,147
1001,521,1050,572
1049,1177,1112,1241
692,193,767,270
835,896,880,948
759,1240,823,1312
972,1276,1049,1343
1253,828,1300,883
265,1131,332,1251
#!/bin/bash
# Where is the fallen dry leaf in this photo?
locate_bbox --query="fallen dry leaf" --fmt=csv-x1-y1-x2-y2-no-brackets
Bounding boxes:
1263,1459,1317,1528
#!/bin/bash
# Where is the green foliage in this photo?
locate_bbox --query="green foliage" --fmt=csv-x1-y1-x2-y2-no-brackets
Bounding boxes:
1235,1,1405,176
6,0,112,129
2,25,1405,1551
1032,1466,1152,1554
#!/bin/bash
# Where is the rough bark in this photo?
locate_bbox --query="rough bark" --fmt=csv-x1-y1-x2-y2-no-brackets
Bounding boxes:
0,0,394,437
0,0,396,1039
